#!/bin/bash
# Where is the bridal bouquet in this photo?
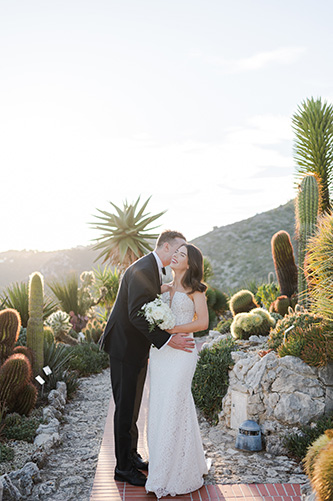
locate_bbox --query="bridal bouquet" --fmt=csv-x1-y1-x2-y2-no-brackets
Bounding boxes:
139,295,176,332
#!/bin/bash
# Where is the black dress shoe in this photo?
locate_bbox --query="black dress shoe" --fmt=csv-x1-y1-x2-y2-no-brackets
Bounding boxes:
130,451,149,471
114,467,146,486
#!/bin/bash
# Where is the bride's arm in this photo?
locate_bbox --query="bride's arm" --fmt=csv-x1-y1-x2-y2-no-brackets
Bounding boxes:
167,291,209,334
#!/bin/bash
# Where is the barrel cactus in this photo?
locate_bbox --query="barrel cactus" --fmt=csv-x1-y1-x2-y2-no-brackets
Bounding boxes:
229,290,258,317
304,430,333,481
14,382,38,416
295,174,320,307
0,309,21,364
0,353,32,411
231,308,275,340
271,230,298,298
26,272,44,375
311,432,333,501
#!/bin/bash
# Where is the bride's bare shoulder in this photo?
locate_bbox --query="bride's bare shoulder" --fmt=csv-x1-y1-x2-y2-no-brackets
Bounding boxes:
161,283,173,293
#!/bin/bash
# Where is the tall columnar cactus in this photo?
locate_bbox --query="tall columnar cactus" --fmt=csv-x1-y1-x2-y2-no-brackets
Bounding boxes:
26,272,44,375
271,231,298,298
0,353,32,409
0,309,21,364
295,174,320,307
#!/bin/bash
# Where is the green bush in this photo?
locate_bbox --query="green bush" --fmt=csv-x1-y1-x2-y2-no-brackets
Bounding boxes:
66,342,109,377
214,318,232,334
283,412,333,460
192,338,235,424
255,282,280,310
0,443,14,462
3,412,42,442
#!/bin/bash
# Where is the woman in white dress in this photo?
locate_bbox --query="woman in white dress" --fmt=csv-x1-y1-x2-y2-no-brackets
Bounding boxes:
146,243,209,498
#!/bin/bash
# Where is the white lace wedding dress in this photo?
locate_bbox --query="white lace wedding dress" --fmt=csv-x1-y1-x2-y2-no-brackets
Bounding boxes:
145,291,208,498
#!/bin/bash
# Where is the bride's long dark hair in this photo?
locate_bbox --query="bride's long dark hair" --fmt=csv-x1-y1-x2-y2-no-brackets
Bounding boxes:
181,244,207,294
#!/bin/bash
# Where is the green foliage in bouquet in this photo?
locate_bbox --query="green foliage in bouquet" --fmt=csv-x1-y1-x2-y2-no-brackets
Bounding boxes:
267,306,324,351
229,289,258,317
192,338,235,424
231,308,275,340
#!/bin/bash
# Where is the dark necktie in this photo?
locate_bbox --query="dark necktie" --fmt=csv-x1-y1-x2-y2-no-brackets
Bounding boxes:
161,267,166,275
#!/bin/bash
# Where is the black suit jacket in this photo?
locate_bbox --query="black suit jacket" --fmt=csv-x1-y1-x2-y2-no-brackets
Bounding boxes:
99,253,170,366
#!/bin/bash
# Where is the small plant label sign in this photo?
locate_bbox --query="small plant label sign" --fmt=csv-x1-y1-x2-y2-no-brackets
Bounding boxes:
35,375,45,385
43,366,52,376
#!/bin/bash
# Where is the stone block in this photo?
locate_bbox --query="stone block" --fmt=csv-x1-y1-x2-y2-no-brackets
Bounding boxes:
230,390,248,430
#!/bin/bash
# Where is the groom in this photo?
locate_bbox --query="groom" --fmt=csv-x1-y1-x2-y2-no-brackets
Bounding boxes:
99,230,195,486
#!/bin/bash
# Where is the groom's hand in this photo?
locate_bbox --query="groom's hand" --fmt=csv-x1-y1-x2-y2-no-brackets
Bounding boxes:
168,333,195,352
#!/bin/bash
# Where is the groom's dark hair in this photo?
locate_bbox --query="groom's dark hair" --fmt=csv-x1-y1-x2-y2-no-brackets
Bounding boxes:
156,230,186,248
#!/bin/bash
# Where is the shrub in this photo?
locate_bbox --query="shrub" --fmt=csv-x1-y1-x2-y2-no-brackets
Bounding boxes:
0,443,14,462
66,342,109,377
192,338,235,424
2,412,42,442
214,318,232,334
283,412,333,460
255,282,280,310
267,308,324,351
278,325,333,368
231,308,275,340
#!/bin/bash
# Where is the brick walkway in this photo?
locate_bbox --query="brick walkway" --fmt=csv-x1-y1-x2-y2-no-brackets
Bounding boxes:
90,381,302,501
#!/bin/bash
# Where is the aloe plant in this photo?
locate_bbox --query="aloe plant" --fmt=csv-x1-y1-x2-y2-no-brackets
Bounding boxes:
91,196,166,269
292,96,333,213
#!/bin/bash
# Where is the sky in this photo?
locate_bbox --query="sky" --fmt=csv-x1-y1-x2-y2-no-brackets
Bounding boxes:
1,0,333,252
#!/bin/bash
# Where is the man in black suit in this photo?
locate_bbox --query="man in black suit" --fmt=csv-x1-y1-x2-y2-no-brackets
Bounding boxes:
99,230,195,486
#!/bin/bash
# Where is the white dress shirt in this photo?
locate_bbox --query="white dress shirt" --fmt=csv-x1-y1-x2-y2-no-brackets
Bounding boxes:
152,251,171,347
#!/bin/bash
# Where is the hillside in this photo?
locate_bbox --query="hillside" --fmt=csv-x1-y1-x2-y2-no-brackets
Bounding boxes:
0,200,296,293
192,199,296,292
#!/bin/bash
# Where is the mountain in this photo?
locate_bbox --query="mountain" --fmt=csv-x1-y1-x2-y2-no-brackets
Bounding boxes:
0,200,296,293
192,199,296,292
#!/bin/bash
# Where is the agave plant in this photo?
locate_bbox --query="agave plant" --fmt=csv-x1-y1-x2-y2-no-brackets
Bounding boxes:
292,97,333,213
90,196,166,269
0,282,58,327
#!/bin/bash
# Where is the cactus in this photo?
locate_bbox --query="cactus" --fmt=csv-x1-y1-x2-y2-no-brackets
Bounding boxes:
83,318,106,344
46,311,78,345
0,353,32,410
304,430,333,480
0,309,21,364
26,272,44,376
271,230,298,298
229,289,258,317
295,174,320,307
231,308,275,340
312,437,333,501
13,382,38,416
12,345,35,367
269,295,291,317
43,326,55,346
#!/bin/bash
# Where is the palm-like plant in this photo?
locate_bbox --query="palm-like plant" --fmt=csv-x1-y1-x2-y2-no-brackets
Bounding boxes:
0,282,58,327
91,196,166,269
93,265,120,315
292,97,333,213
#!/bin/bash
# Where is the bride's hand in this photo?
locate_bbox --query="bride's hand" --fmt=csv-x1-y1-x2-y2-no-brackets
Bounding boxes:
166,327,178,334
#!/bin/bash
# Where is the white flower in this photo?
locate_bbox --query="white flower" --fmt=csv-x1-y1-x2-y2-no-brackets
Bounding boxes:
139,295,176,332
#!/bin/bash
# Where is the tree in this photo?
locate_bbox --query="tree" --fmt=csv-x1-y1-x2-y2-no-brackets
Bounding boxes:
91,196,166,270
292,97,333,213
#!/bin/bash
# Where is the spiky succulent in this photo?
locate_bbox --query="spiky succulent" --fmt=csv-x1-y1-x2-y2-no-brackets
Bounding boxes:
91,196,166,269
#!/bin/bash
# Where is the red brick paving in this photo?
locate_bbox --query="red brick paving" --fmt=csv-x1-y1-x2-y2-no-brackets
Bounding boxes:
90,369,304,500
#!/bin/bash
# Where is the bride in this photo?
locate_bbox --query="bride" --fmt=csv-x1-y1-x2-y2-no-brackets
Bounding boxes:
146,243,209,498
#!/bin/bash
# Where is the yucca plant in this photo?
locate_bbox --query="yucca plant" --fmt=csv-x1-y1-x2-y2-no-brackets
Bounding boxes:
292,96,333,214
306,212,333,322
0,282,58,327
91,196,166,269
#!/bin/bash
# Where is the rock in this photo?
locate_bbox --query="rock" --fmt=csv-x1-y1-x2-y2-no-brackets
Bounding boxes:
0,474,22,500
8,462,40,497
